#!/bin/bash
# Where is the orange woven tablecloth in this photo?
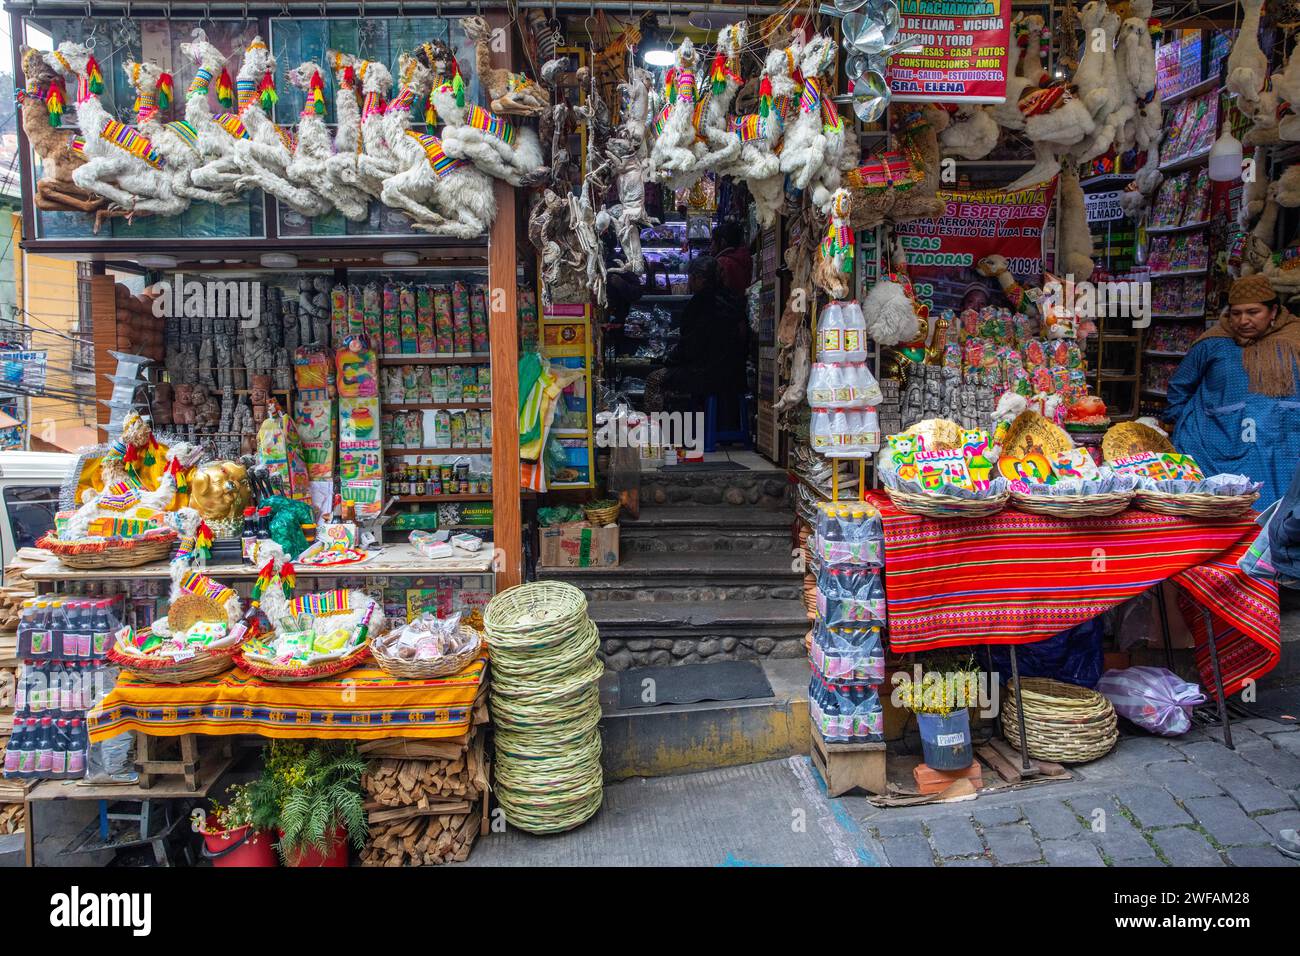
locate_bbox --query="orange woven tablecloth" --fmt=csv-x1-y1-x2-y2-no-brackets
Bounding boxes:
88,655,487,742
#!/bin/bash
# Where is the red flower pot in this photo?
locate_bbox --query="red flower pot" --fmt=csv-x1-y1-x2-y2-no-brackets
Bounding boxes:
199,816,278,868
278,824,350,867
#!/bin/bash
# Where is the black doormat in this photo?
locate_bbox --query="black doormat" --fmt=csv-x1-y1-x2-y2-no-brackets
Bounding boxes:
655,461,749,473
617,660,774,709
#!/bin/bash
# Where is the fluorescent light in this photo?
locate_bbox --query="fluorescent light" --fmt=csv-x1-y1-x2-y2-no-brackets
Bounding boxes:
137,254,177,269
382,250,420,266
260,252,298,269
644,47,675,67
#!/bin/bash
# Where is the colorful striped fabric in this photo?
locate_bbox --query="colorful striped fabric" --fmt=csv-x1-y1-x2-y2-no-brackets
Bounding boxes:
405,130,463,178
872,495,1279,696
214,111,250,140
164,119,198,149
465,104,516,145
100,119,165,169
88,654,487,742
731,113,767,142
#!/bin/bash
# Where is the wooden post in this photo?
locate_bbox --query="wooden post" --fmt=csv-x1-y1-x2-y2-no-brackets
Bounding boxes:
487,11,522,590
89,274,118,441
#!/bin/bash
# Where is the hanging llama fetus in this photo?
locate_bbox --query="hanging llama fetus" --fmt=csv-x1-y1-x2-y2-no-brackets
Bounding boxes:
688,22,747,176
178,28,246,197
43,41,188,227
121,59,240,207
17,45,105,212
813,189,855,300
780,33,845,209
605,66,657,274
320,51,382,202
327,52,400,196
648,39,702,183
721,38,803,226
433,46,547,186
462,15,549,116
377,49,496,237
283,61,370,221
227,37,315,201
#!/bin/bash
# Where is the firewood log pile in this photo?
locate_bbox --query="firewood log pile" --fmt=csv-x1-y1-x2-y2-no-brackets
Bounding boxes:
0,803,23,835
357,712,490,866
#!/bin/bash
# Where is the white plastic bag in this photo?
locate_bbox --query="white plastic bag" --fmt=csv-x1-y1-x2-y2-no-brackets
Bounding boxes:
1095,666,1207,737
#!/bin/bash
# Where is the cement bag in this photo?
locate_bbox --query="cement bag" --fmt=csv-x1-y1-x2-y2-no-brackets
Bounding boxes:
1096,666,1206,737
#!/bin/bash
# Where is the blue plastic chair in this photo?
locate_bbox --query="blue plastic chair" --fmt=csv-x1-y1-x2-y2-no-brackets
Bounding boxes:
705,393,751,452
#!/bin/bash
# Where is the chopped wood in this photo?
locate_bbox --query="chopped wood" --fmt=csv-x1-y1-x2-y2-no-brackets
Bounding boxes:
975,743,1021,783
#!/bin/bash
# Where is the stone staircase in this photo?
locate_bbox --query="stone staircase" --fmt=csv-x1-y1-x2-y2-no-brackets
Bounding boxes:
542,465,809,669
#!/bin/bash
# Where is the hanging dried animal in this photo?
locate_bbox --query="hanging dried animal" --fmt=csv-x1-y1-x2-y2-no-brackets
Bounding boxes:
779,34,846,210
121,58,239,209
813,189,855,300
605,67,657,274
43,42,188,226
648,39,702,183
283,61,370,221
376,50,497,237
434,52,547,186
17,45,105,213
463,15,548,116
688,23,747,176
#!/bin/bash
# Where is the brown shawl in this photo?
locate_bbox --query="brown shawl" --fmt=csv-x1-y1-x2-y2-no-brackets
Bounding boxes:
1195,307,1300,396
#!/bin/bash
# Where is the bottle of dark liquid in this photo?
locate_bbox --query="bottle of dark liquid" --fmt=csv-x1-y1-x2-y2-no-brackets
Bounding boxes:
50,719,69,779
17,719,37,777
66,718,87,779
257,506,272,539
241,506,257,561
2,721,22,776
35,716,53,776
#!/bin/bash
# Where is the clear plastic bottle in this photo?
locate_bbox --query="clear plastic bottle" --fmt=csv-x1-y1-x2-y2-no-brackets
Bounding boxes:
50,719,69,779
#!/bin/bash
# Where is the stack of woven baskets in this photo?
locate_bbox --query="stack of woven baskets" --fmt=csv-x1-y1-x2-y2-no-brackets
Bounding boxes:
484,581,604,833
1000,677,1118,764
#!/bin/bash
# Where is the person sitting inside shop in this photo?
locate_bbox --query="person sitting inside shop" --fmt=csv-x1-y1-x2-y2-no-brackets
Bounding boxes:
1163,274,1300,509
713,219,753,297
663,255,747,419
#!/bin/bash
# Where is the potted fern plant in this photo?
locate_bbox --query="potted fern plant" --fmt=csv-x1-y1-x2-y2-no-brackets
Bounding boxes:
246,741,369,867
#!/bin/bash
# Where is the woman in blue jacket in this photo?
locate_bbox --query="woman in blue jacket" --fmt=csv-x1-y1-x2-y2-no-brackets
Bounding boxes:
1164,274,1300,509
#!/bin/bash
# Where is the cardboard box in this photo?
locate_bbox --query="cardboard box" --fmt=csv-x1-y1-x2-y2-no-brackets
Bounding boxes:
539,522,620,568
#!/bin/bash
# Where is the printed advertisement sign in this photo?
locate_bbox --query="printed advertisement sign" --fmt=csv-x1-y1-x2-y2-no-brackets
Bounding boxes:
886,0,1012,104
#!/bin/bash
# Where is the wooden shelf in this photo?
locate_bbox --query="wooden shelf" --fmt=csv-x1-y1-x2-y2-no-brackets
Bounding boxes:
381,403,491,412
1161,75,1220,107
1144,349,1187,359
379,354,490,366
392,494,494,503
1158,148,1212,175
384,446,492,455
1149,268,1208,280
1146,220,1211,235
1080,173,1135,191
1152,312,1206,319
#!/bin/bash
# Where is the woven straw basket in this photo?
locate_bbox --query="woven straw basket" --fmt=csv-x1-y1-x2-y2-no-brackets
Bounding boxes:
884,486,1008,519
1000,677,1118,764
582,501,621,525
37,531,177,569
1010,490,1134,519
370,626,482,679
108,639,241,684
1134,490,1259,520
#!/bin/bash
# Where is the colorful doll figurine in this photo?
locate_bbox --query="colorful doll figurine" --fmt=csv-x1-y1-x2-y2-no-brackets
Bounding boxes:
887,434,920,481
960,429,994,490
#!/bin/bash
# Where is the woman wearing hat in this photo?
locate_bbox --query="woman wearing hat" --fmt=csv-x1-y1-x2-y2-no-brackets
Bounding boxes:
1164,274,1300,508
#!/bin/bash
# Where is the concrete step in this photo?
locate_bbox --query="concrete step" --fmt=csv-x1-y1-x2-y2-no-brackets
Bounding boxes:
543,550,803,602
619,504,795,554
598,658,811,780
640,465,792,509
592,598,811,669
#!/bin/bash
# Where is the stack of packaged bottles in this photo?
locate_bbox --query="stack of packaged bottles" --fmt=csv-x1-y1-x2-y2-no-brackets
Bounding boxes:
808,301,884,458
2,595,122,780
809,501,886,742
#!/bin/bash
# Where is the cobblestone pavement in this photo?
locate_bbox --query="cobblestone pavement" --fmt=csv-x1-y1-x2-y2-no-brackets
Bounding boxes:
859,717,1300,867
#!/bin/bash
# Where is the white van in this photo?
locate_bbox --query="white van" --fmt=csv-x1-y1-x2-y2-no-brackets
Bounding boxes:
0,452,76,568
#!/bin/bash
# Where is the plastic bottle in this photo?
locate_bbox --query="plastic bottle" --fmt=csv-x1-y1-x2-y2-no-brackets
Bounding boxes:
2,723,21,776
13,660,28,713
17,719,37,777
91,600,111,658
47,600,67,659
35,716,53,775
66,719,87,778
26,663,45,716
73,600,92,658
28,600,50,657
59,661,77,715
50,719,69,779
839,301,869,363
